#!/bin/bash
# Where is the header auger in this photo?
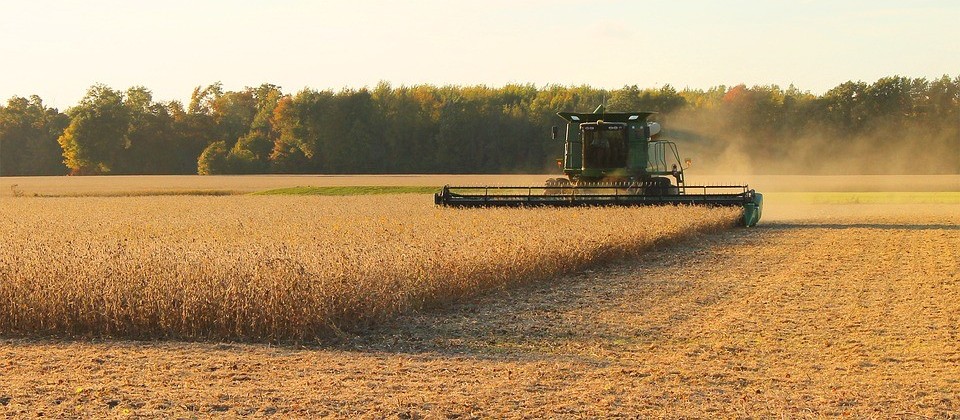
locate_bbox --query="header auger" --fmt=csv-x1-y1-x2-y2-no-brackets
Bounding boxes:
435,105,763,226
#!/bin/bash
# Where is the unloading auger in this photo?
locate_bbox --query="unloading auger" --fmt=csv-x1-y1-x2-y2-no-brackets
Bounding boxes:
435,105,763,227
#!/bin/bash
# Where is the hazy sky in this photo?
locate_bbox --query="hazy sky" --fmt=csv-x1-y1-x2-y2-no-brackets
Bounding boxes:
1,0,957,109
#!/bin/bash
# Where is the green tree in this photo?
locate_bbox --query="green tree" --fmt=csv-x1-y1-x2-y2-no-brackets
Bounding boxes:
57,85,129,174
231,84,283,169
197,140,229,175
120,86,183,174
5,77,954,176
0,96,69,175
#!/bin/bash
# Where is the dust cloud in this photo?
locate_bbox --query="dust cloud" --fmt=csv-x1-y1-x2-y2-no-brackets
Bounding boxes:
663,111,960,176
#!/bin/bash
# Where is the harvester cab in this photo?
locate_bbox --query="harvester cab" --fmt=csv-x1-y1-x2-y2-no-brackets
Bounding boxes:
553,104,685,190
435,105,763,227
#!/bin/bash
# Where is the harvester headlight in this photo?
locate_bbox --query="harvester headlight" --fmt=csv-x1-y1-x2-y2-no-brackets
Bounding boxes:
628,115,639,120
647,122,661,136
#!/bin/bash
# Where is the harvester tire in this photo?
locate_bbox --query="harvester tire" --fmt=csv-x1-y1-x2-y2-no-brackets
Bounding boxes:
645,177,675,196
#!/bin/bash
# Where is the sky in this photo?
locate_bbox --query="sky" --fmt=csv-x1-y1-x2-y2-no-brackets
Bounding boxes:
1,0,957,110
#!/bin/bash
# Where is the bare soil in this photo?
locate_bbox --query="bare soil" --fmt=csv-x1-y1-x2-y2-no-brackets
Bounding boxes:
1,203,957,417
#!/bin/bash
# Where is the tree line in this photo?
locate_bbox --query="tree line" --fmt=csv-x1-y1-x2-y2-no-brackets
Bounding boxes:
1,75,957,176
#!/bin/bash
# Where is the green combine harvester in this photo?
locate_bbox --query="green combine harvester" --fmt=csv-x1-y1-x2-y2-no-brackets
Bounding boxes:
435,105,763,227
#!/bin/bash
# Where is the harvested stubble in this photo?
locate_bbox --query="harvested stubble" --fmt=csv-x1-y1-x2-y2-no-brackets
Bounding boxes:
0,195,739,341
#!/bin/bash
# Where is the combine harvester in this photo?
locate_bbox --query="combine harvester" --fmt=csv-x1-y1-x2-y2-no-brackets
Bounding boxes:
435,105,763,226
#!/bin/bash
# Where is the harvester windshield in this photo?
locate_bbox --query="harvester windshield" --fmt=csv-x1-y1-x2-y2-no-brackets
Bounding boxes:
582,123,626,169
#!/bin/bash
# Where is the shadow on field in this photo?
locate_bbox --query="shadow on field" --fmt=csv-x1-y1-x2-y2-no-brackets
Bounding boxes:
336,228,752,363
343,219,960,360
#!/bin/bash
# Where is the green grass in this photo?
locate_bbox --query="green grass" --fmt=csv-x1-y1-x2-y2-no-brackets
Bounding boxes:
765,191,960,204
251,186,440,196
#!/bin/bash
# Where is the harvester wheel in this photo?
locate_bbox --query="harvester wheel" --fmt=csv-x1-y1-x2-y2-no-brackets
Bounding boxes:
645,177,676,196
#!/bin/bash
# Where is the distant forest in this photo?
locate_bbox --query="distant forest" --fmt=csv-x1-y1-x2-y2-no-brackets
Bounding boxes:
1,75,957,176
